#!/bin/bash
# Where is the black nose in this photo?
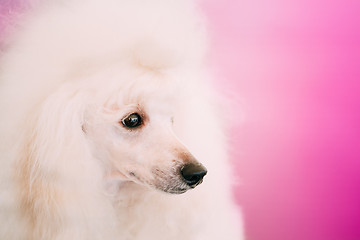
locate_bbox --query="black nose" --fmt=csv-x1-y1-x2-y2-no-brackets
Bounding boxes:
180,163,207,187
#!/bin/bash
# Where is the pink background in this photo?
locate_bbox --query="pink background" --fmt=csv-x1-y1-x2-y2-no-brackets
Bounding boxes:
201,0,360,240
1,1,360,239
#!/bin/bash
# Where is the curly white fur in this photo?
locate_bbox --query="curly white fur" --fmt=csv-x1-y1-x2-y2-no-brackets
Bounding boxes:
0,0,244,239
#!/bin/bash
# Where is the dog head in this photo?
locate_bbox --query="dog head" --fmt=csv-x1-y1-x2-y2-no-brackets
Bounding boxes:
83,70,207,194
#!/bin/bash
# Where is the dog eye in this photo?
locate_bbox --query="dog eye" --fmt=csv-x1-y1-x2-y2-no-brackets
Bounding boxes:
122,113,142,128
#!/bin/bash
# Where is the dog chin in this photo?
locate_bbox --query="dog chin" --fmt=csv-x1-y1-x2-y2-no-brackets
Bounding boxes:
160,187,189,194
153,180,199,194
161,178,205,194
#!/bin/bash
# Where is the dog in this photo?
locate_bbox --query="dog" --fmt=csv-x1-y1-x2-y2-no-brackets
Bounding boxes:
0,0,244,239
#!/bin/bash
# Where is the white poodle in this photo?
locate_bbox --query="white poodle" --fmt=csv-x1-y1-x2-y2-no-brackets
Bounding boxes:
0,0,244,239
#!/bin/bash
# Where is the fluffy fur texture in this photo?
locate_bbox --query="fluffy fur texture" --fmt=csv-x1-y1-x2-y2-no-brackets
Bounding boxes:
0,0,244,239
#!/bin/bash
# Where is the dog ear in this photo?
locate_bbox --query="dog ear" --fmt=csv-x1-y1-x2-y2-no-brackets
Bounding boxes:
16,87,90,198
14,87,102,238
22,87,91,171
15,112,63,238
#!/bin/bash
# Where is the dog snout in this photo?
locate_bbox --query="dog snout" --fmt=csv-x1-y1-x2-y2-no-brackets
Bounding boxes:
180,163,207,187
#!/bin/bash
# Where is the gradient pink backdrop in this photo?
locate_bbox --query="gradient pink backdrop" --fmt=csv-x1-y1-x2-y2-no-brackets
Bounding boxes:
1,1,360,240
201,0,360,240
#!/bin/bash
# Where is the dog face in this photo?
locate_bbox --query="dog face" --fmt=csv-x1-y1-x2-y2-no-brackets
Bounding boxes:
83,76,207,194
